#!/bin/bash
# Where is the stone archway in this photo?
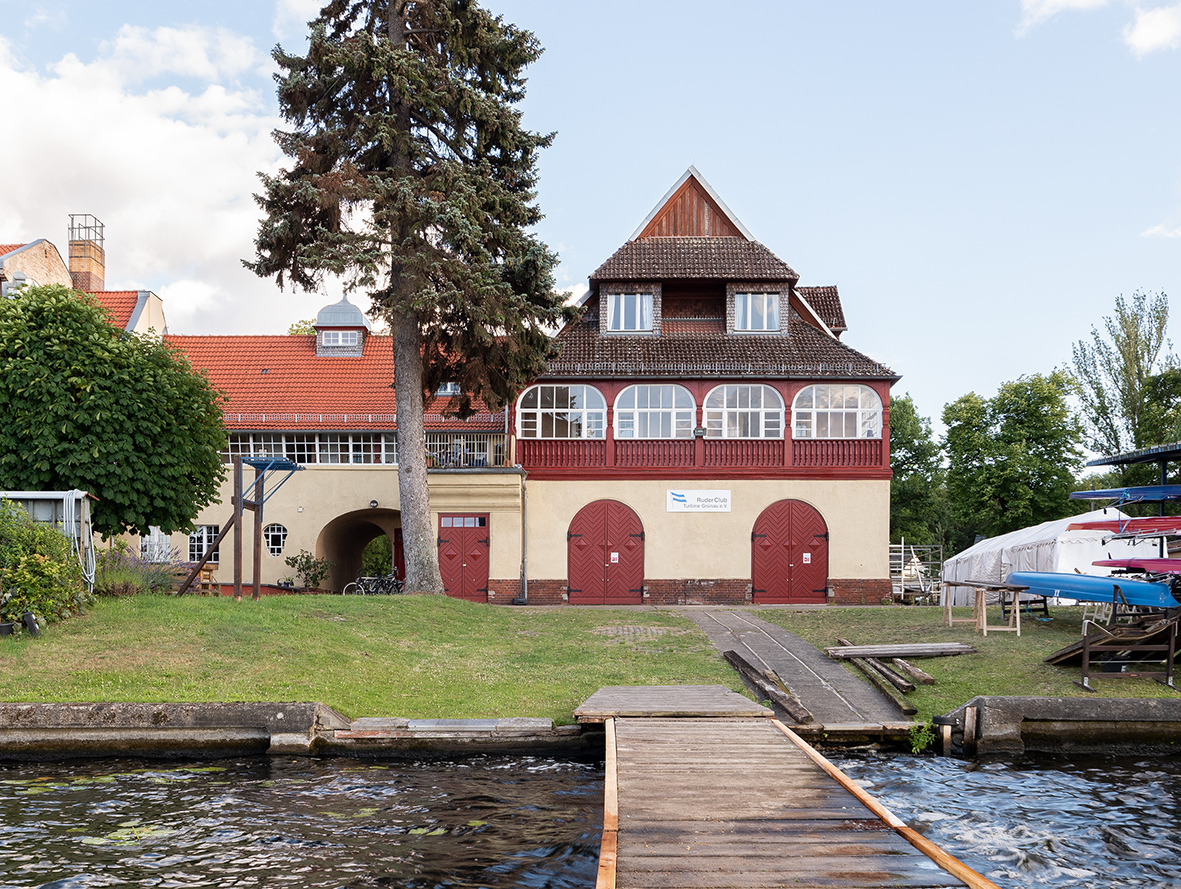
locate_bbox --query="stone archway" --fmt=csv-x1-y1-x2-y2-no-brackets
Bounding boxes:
316,508,402,592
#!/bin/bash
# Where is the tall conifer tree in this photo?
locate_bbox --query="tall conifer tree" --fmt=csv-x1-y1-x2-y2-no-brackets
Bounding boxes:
249,0,568,593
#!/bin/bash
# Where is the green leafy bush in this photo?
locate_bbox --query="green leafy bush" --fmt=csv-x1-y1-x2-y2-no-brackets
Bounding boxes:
284,550,333,589
0,499,91,628
94,540,191,597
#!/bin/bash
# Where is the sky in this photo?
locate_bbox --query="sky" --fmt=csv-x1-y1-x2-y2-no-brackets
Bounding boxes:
0,0,1178,435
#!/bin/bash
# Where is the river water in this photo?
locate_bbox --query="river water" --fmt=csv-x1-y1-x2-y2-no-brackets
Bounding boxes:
834,751,1181,888
0,755,602,888
4,751,1181,888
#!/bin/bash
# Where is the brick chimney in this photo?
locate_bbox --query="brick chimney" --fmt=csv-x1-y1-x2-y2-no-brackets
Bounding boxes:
68,214,105,292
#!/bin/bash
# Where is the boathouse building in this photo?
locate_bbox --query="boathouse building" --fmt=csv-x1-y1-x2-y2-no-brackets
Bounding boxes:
3,169,898,605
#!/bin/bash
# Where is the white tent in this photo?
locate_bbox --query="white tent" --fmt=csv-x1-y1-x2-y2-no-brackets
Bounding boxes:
940,509,1162,605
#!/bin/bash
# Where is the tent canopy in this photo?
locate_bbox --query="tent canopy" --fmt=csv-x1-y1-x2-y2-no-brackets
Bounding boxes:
940,508,1161,605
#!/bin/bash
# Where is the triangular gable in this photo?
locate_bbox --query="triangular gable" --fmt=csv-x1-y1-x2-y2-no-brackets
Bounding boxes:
630,166,753,241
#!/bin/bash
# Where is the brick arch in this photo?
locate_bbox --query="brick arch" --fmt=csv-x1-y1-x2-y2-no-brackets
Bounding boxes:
751,500,828,604
567,500,644,605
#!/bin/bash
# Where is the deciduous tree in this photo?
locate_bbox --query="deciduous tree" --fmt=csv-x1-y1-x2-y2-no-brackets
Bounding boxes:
1071,290,1174,460
889,393,949,544
0,285,226,538
943,372,1082,544
248,0,569,594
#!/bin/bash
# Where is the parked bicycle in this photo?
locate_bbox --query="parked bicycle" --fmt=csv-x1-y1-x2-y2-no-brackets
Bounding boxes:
342,571,404,595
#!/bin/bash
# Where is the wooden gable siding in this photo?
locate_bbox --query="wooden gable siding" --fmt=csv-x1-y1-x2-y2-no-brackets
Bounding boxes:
637,177,746,239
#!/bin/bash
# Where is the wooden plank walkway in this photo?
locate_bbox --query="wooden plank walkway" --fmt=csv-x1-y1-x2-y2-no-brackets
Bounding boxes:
585,688,998,889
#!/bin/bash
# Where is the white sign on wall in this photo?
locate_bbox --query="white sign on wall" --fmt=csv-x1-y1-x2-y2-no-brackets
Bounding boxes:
667,490,732,513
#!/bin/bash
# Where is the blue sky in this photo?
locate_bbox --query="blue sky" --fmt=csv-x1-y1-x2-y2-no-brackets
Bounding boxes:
0,1,1178,434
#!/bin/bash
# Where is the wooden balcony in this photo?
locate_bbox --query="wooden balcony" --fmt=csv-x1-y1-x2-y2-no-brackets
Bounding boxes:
792,438,883,468
703,439,785,468
615,439,695,467
517,439,606,468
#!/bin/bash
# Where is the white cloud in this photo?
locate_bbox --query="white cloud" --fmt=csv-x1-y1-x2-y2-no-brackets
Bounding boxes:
0,28,304,335
273,0,323,42
1141,223,1181,237
1123,4,1181,55
1016,0,1108,36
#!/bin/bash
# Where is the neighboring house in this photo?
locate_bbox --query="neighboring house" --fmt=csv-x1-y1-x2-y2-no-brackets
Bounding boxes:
12,172,898,605
0,216,167,336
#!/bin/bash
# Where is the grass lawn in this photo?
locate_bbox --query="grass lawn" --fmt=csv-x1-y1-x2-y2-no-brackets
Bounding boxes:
762,604,1181,721
3,597,1176,726
0,595,741,725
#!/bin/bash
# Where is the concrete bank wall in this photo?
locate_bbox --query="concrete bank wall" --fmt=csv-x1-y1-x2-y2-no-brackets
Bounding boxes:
0,703,585,762
944,696,1181,756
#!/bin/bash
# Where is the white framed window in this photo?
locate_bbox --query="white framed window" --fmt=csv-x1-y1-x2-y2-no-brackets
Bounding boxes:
518,385,606,438
704,385,784,439
606,292,653,332
436,382,461,396
320,330,359,346
614,385,695,439
793,385,882,439
263,523,288,556
140,526,172,563
189,525,220,564
734,292,780,331
226,432,397,465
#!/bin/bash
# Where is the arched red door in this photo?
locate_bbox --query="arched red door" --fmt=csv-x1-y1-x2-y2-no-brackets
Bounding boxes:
567,500,644,605
752,500,828,604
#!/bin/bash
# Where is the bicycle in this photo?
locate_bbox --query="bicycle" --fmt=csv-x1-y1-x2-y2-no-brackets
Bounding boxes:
342,571,404,595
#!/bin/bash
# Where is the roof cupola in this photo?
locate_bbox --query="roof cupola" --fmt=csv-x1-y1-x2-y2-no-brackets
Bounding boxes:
313,295,370,356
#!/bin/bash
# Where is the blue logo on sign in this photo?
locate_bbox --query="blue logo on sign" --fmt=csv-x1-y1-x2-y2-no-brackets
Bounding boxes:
670,491,687,503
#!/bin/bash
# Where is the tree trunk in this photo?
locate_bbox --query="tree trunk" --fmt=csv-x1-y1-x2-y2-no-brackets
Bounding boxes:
392,312,445,594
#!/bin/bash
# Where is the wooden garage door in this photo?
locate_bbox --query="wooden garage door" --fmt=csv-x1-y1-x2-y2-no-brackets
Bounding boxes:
567,500,644,605
437,514,490,602
751,500,828,605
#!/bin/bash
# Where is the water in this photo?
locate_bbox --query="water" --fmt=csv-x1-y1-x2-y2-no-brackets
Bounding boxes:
0,755,602,889
834,752,1181,888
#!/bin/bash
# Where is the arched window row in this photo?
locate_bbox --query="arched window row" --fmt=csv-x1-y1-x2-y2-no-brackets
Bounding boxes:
518,383,882,440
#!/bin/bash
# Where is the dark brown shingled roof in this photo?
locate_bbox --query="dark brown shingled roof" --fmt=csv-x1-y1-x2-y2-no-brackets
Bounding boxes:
591,237,798,283
797,285,847,333
546,306,894,380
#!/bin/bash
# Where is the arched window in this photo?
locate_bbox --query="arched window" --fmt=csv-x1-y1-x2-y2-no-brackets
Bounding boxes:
517,385,606,439
614,385,695,438
793,385,882,439
263,523,288,556
703,385,784,438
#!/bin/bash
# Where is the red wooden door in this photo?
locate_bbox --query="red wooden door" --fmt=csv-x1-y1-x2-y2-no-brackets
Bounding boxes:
437,514,490,602
751,500,828,604
567,500,644,605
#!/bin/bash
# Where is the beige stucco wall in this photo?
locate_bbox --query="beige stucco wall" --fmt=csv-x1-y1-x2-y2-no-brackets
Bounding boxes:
155,466,524,590
524,478,890,580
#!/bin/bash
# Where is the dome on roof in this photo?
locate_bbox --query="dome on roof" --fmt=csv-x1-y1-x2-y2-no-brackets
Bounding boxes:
314,296,371,330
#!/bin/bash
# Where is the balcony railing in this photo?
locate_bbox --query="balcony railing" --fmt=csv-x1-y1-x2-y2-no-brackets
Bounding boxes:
614,439,694,467
792,438,883,468
703,439,785,467
425,433,508,469
516,438,606,468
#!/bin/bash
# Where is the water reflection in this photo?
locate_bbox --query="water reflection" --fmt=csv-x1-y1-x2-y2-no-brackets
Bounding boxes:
0,755,603,888
833,752,1181,888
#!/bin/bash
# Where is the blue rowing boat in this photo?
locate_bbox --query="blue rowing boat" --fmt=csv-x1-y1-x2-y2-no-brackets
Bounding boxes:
1006,571,1181,609
1069,484,1181,503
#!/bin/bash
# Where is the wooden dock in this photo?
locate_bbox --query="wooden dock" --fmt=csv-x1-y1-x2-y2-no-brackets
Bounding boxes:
579,687,998,889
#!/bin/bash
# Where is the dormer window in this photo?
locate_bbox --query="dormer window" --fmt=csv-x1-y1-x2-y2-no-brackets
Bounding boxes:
436,382,461,396
607,292,653,332
321,330,359,347
734,292,780,332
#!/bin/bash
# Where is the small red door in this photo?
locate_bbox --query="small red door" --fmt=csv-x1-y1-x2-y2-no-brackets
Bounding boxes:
437,514,490,602
567,500,644,605
752,500,828,604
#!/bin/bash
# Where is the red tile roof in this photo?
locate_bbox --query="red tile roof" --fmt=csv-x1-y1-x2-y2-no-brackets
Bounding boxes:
797,285,846,333
90,290,139,330
591,237,798,284
0,244,25,257
166,334,504,430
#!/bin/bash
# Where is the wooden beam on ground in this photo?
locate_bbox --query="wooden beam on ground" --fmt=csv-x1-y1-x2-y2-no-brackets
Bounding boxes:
892,658,936,685
846,658,918,716
722,649,814,724
826,643,977,659
836,637,916,694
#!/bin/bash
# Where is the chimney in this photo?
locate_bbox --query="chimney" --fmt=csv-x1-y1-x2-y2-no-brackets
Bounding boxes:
68,214,105,292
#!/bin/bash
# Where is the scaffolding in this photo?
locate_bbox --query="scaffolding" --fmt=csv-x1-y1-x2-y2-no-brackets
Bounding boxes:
890,540,943,604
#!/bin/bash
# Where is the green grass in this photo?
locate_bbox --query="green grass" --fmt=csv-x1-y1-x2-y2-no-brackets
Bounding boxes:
0,596,741,724
760,605,1181,721
4,598,1176,726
